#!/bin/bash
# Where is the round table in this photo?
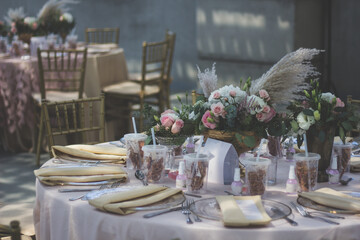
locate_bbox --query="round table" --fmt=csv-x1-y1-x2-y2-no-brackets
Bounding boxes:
34,154,360,240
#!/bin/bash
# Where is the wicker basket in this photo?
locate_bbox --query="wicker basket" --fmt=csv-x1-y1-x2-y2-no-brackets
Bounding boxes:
203,130,260,156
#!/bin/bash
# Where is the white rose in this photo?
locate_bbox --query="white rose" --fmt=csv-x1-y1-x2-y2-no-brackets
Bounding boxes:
296,112,315,130
320,92,335,103
24,17,36,25
62,13,73,23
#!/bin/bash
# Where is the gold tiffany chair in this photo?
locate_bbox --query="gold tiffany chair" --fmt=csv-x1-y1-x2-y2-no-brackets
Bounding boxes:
102,39,169,131
34,48,88,166
41,95,105,157
0,220,32,240
129,30,176,109
347,95,360,136
85,28,120,45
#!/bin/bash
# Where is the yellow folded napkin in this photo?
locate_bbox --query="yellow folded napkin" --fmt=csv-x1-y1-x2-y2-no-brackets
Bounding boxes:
34,165,128,186
350,156,360,172
216,195,271,227
52,145,126,163
89,185,182,215
299,188,360,212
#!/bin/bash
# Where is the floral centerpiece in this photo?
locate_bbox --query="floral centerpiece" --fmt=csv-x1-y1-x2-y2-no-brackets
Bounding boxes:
37,0,77,42
192,48,323,155
288,79,359,181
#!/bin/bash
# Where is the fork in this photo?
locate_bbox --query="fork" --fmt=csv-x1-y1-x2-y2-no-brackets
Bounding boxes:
68,181,121,201
290,202,340,225
181,201,193,224
188,199,202,222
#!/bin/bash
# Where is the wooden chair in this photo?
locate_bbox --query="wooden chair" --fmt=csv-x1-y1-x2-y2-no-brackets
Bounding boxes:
129,30,176,109
34,48,88,166
191,90,204,105
102,39,169,131
41,94,105,157
85,28,120,45
163,30,176,109
0,221,32,240
347,95,360,136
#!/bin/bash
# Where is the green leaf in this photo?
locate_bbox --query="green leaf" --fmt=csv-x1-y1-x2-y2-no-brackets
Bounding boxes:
235,133,243,143
243,135,256,148
348,116,358,122
303,109,314,116
145,136,152,145
339,127,345,142
326,116,334,122
341,121,353,131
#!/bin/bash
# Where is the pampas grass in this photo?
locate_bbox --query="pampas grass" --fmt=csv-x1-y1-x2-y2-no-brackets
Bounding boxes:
4,7,26,25
250,48,322,106
37,0,78,20
197,62,218,98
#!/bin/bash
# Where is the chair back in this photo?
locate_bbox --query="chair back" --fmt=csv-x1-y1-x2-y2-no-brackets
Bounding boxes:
191,90,205,105
37,48,88,100
347,95,360,136
140,39,169,94
164,30,176,81
85,28,120,45
41,94,105,153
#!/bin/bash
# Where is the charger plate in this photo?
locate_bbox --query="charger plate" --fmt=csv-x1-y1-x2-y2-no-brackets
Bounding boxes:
189,198,291,221
297,191,360,214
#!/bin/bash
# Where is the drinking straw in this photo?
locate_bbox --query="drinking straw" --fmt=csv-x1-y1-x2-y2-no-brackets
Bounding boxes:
196,136,204,158
151,128,156,146
303,133,309,157
256,138,266,162
132,117,137,134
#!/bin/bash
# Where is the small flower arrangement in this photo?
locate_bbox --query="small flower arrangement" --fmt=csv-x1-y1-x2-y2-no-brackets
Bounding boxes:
288,80,359,144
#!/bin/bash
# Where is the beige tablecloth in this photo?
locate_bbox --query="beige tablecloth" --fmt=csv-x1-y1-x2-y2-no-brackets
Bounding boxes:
0,49,128,151
34,145,360,240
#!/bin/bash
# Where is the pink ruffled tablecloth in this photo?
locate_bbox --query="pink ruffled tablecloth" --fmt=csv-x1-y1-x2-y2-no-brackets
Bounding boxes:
0,57,39,151
0,49,128,152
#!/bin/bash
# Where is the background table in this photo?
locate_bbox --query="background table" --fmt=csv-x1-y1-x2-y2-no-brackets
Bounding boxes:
33,150,360,240
0,49,128,152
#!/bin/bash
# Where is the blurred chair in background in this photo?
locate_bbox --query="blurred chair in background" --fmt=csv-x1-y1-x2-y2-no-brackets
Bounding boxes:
34,48,88,166
85,28,120,45
102,39,169,131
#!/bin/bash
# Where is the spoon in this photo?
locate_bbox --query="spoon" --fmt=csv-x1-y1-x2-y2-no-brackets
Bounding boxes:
135,170,148,186
340,177,353,186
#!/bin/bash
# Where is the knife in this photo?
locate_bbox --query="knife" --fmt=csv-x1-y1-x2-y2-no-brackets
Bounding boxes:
271,207,298,226
143,206,182,218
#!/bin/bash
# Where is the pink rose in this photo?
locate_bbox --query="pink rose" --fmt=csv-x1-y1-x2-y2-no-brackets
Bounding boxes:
262,105,271,113
32,22,38,30
201,110,217,129
264,108,276,123
335,98,345,108
259,89,269,100
161,109,176,116
229,90,236,97
211,102,226,118
171,119,184,134
213,91,220,99
256,112,267,122
160,115,175,128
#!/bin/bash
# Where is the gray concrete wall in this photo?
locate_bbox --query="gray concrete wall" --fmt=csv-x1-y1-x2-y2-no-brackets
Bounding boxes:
1,0,359,100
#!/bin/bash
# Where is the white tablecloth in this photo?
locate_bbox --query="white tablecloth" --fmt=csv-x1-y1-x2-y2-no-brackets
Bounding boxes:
34,152,360,240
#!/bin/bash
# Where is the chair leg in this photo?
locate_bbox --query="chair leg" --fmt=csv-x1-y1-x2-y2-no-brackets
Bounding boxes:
36,109,44,167
165,83,171,109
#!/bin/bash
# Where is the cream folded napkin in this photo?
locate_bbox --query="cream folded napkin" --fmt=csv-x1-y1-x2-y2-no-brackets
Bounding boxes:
299,188,360,212
52,145,126,163
216,195,271,227
89,185,182,215
34,165,128,186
